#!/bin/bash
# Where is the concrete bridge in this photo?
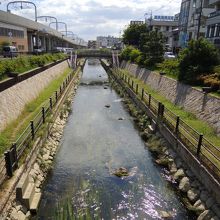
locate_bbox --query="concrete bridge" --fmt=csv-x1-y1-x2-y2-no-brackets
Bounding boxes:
76,49,112,58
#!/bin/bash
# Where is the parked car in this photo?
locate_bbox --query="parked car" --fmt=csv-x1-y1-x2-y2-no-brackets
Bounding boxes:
33,46,45,55
2,46,18,58
164,51,176,59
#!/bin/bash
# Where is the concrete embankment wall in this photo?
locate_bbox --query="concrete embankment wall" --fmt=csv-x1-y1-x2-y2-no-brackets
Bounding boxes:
121,61,220,136
0,61,69,132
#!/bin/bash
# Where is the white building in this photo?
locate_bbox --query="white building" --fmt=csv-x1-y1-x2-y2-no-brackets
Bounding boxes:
146,15,179,50
96,36,121,48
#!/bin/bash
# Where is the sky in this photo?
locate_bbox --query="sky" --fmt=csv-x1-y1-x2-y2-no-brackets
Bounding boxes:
0,0,182,41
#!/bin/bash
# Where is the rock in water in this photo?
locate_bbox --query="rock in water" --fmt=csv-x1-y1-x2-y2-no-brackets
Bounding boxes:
105,104,110,108
113,167,129,177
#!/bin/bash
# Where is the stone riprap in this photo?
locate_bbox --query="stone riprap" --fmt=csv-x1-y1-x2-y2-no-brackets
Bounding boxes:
120,61,220,136
0,61,69,132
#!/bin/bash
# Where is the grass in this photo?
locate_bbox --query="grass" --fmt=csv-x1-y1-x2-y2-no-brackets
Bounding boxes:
116,69,220,147
0,67,71,155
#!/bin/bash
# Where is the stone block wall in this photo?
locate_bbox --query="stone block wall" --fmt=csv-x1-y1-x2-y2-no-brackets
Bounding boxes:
121,61,220,136
0,61,69,132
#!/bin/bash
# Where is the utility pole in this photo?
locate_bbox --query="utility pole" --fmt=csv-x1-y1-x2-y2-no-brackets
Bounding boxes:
197,0,203,39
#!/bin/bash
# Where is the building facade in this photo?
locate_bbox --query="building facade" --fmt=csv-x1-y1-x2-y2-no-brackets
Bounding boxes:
146,15,179,50
206,0,220,48
178,0,215,47
96,36,121,49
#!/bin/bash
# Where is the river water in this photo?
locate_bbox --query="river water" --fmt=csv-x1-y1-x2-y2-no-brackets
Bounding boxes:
37,59,193,219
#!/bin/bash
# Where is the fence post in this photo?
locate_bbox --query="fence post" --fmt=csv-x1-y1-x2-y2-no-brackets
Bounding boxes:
149,94,151,107
55,91,58,103
141,88,144,100
12,143,18,169
197,134,203,157
160,104,164,118
132,80,134,89
157,102,161,117
60,85,62,95
4,151,13,177
136,84,138,94
30,120,35,140
175,116,180,134
50,97,53,109
42,107,45,123
128,77,130,86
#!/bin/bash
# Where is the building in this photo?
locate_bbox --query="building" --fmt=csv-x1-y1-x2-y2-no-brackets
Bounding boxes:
178,0,215,47
206,0,220,48
88,40,97,49
0,10,85,53
130,21,144,25
146,15,179,50
96,36,121,49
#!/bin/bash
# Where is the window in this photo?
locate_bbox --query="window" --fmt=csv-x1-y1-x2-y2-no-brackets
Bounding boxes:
166,26,170,31
0,27,24,38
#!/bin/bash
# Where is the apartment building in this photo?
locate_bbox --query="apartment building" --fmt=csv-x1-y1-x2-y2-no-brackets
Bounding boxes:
96,36,121,49
178,0,215,47
206,0,220,48
146,15,179,50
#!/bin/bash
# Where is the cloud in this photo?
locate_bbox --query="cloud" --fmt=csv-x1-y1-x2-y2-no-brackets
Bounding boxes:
0,0,182,41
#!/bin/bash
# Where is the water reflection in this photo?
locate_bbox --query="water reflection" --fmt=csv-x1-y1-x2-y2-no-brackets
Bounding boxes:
37,59,193,219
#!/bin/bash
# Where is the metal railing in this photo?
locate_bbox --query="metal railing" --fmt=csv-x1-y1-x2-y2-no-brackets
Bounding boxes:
118,70,220,181
0,71,75,185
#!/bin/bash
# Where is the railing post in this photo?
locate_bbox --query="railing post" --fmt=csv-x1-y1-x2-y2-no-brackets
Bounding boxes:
136,84,138,94
132,80,134,90
4,151,13,177
197,134,203,157
175,116,180,134
149,94,151,107
12,143,18,169
60,85,62,95
50,97,53,109
141,88,144,100
160,104,164,118
157,102,161,117
128,77,130,86
42,107,45,123
55,91,58,103
30,120,35,140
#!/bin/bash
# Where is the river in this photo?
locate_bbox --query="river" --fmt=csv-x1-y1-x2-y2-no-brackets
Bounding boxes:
37,59,193,219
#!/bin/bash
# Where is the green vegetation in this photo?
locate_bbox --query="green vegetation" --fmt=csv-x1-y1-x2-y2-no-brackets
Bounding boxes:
121,23,165,67
178,38,219,84
121,23,220,93
117,69,220,147
0,67,71,155
0,53,67,81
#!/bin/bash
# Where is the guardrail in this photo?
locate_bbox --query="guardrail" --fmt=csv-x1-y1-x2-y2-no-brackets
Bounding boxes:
117,70,220,181
0,69,76,186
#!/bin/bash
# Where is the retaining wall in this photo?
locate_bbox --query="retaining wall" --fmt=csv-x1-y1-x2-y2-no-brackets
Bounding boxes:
0,60,69,132
121,61,220,136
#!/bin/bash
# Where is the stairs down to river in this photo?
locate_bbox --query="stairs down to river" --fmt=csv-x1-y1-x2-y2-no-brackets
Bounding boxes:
16,173,41,213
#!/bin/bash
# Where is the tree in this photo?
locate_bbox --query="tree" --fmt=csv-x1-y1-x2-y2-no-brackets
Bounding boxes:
122,24,148,48
178,38,220,83
139,30,165,66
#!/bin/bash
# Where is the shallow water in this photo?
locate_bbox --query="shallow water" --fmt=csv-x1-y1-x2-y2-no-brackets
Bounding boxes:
37,59,193,219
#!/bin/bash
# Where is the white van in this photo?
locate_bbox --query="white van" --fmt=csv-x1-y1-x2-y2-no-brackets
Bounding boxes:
2,46,18,58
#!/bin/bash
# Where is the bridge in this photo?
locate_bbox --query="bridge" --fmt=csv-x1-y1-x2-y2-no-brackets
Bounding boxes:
70,49,120,68
76,49,113,58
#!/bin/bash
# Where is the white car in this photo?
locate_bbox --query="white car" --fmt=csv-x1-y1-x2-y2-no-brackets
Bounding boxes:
164,52,176,59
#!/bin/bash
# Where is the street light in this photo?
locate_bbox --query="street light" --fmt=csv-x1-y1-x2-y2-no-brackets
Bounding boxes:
37,16,58,30
7,1,37,21
49,21,67,36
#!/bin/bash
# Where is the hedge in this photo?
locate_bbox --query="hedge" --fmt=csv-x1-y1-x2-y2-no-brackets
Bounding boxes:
0,53,67,80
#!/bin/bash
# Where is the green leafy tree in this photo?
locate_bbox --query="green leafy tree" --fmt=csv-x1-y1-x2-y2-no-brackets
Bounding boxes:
139,31,165,66
122,24,148,48
178,38,220,83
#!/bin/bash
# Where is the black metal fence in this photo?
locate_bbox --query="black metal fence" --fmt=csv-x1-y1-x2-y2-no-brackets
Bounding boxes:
0,71,75,185
118,71,220,181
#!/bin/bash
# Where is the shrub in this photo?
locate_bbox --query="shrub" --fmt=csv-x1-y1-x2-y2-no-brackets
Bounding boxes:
129,48,141,62
120,46,134,61
158,59,179,76
178,38,219,84
199,74,220,91
0,62,5,80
